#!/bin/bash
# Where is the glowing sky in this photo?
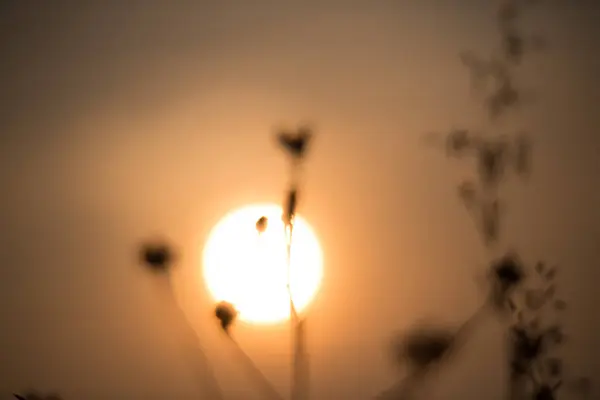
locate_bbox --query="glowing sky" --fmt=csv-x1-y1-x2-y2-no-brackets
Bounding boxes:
1,1,599,399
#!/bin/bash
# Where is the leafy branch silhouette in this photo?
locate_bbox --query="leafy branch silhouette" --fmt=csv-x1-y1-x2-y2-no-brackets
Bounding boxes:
415,0,592,399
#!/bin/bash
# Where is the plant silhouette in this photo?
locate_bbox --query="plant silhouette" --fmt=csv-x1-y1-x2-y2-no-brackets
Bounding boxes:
215,301,238,334
419,0,591,399
138,238,225,400
15,2,594,399
225,334,286,400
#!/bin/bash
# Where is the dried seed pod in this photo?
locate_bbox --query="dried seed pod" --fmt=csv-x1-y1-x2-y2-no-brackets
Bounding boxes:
277,127,312,160
393,327,455,370
140,241,174,273
493,253,524,290
490,253,525,310
256,216,268,233
215,301,238,333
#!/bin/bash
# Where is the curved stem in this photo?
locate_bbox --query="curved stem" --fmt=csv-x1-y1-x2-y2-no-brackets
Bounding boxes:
372,302,490,400
165,278,224,400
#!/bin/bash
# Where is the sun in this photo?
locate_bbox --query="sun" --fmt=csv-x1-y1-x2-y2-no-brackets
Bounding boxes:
202,204,323,325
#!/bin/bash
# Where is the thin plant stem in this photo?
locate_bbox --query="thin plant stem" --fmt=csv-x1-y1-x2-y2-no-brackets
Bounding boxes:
164,278,224,400
372,302,490,400
228,336,285,400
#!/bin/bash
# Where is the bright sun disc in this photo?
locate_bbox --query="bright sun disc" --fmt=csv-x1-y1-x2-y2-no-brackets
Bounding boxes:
202,204,323,325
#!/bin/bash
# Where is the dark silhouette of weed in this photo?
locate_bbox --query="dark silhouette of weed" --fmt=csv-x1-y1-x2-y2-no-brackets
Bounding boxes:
256,215,269,233
421,0,592,399
377,304,489,399
215,301,237,334
140,240,175,274
276,126,312,161
137,239,225,400
225,335,285,400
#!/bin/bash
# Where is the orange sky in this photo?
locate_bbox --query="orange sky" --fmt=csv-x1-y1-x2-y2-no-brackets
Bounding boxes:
1,1,599,399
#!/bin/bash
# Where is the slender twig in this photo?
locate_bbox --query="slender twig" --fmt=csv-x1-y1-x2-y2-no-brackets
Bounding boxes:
373,303,490,399
278,129,312,400
227,336,285,400
164,278,224,400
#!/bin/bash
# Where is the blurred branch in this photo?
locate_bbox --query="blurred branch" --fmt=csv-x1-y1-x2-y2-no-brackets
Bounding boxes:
139,241,224,400
227,336,285,400
374,303,489,399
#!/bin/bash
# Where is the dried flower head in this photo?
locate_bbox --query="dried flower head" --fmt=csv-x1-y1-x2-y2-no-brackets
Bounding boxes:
489,253,525,310
493,253,524,288
215,301,238,333
277,127,312,160
139,241,174,273
256,216,268,233
512,326,544,364
393,327,455,370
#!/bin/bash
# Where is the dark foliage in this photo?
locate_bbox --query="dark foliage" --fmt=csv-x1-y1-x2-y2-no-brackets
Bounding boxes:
424,1,592,399
501,260,584,399
460,0,544,121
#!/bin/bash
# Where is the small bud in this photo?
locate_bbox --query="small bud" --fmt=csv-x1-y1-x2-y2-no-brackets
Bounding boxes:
256,216,268,233
215,301,238,333
139,241,174,273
